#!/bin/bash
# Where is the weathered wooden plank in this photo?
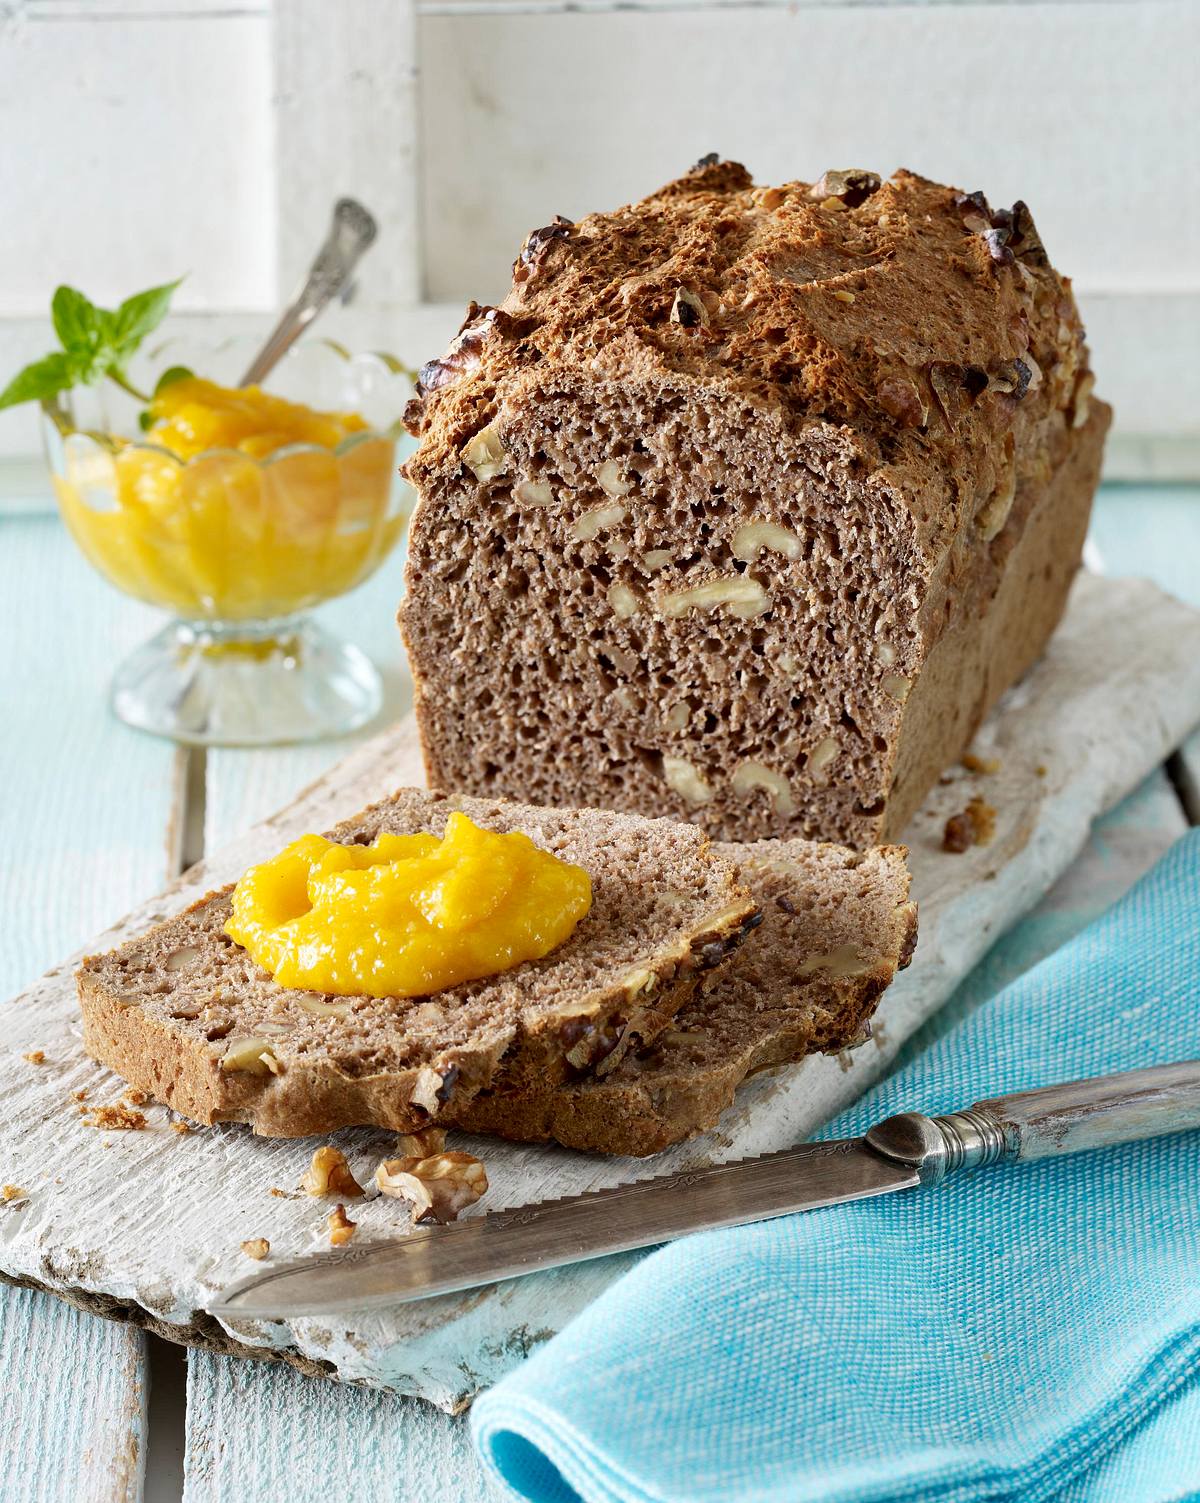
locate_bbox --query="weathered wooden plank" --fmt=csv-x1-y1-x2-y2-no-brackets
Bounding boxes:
0,511,183,1502
3,1288,148,1503
1089,487,1200,831
1088,485,1200,611
183,1352,489,1503
0,517,180,995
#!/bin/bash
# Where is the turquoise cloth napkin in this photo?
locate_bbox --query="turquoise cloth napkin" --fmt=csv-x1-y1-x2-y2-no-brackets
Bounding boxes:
472,831,1200,1503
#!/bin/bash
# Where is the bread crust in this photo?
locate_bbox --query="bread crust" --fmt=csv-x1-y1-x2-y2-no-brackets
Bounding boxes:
448,839,917,1155
399,162,1110,847
76,790,757,1137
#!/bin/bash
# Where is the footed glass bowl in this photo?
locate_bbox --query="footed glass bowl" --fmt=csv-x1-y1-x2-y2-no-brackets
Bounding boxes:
41,339,416,746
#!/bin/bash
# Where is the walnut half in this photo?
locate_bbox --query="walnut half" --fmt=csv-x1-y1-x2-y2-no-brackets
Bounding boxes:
375,1151,488,1224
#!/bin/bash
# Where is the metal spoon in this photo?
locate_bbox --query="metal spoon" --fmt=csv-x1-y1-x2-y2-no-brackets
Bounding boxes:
239,198,378,388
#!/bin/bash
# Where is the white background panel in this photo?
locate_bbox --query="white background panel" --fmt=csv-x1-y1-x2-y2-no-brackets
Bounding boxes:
0,6,276,314
419,1,1197,302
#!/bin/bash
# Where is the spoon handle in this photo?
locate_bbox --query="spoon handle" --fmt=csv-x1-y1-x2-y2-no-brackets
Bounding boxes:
239,198,378,388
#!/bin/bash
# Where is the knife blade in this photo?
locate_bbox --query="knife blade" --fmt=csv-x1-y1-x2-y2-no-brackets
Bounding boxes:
208,1059,1200,1320
211,1137,916,1319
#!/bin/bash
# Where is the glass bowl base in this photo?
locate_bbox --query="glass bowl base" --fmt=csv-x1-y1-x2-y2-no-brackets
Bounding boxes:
110,617,382,747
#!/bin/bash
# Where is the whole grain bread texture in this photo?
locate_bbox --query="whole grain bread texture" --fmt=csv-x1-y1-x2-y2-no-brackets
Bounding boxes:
400,161,1110,848
449,838,916,1154
77,789,758,1137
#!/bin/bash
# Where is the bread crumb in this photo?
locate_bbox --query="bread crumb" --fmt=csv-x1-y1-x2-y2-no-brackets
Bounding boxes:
2,1184,27,1202
23,1051,45,1065
328,1203,357,1246
241,1238,270,1261
123,1088,149,1107
83,1104,147,1131
170,1120,192,1136
942,797,997,854
72,1089,89,1102
1035,764,1047,777
961,753,1000,775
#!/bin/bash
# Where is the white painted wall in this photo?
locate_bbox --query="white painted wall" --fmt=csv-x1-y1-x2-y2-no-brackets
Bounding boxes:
0,0,1196,473
0,5,276,314
418,1,1196,302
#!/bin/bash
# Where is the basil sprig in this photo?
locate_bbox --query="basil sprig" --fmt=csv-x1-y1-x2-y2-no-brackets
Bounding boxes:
0,280,183,411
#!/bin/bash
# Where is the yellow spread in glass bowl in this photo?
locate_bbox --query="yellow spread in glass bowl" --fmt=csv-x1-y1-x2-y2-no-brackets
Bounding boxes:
225,812,594,999
51,376,406,621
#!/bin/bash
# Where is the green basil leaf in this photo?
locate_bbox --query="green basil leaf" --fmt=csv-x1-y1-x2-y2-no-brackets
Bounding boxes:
0,352,75,411
51,285,105,363
109,279,182,361
153,364,194,395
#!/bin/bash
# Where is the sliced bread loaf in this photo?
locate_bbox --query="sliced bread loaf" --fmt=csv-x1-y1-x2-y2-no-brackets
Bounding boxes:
399,161,1109,848
447,838,916,1155
77,789,758,1137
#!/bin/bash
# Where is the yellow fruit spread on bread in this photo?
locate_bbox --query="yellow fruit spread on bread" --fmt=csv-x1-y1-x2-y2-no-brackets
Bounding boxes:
224,812,593,998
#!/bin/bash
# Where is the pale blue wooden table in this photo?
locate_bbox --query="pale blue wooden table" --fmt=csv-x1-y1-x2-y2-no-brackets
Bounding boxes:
2,482,1198,1502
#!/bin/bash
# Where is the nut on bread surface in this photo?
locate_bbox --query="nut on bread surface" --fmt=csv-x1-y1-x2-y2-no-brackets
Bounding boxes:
76,789,756,1137
449,837,917,1155
400,160,1110,846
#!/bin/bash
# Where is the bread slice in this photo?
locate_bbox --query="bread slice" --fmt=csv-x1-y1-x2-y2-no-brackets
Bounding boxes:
77,790,758,1137
447,839,916,1155
399,161,1109,848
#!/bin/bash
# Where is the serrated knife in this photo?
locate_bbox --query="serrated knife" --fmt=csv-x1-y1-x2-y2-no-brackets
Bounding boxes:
209,1061,1200,1320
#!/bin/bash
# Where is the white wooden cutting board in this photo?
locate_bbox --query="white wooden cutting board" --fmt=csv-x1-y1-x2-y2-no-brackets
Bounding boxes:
2,571,1200,1415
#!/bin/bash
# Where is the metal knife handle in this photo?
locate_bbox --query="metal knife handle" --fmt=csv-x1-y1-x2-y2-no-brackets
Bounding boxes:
865,1060,1200,1186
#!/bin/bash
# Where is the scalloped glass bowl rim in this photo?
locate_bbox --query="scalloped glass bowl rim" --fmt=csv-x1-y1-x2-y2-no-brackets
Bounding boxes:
39,340,416,470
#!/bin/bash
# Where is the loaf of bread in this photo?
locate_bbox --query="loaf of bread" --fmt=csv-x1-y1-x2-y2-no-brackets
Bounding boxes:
76,790,757,1136
449,838,915,1154
400,161,1109,846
